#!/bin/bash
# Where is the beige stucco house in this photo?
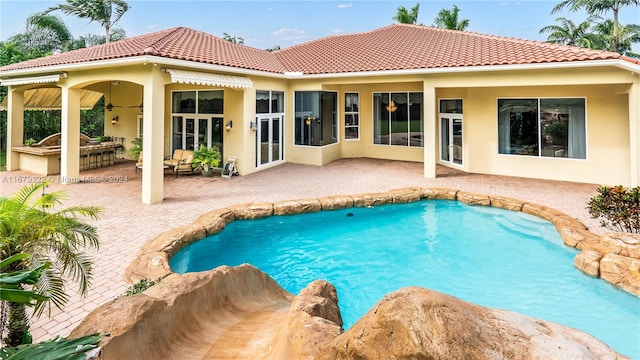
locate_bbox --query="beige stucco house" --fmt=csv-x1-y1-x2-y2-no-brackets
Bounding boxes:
2,24,639,204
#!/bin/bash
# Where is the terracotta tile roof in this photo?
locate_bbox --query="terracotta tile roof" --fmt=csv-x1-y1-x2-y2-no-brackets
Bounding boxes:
0,27,286,73
274,24,624,74
0,24,628,75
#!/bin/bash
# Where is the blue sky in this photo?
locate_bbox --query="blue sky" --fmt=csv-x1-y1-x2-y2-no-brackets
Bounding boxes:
1,1,638,52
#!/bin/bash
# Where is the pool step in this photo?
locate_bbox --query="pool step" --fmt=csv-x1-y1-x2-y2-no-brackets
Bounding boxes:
493,213,564,247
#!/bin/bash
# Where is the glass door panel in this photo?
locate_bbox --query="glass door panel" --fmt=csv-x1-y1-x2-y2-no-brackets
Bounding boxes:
185,118,195,150
197,118,208,150
172,116,183,153
440,116,463,166
272,117,281,162
260,117,269,165
452,118,463,165
211,117,223,161
440,117,450,162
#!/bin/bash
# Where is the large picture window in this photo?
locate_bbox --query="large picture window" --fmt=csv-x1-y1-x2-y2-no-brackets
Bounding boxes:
294,91,337,146
373,92,423,147
498,98,586,159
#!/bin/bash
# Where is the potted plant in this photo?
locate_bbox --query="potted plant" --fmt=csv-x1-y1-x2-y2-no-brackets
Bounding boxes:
126,137,142,160
192,144,221,177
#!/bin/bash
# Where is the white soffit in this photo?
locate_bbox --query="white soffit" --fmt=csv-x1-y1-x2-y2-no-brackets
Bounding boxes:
166,68,253,89
0,74,62,86
0,88,103,111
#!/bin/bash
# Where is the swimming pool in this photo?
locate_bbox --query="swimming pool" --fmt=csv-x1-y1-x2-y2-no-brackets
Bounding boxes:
170,200,640,358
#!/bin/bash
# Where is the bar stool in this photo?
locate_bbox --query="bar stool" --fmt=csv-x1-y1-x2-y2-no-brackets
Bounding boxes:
115,137,125,159
89,147,102,169
103,146,115,166
79,150,89,171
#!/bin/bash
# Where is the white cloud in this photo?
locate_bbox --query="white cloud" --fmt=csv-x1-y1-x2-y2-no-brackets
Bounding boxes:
144,24,159,31
273,28,306,38
272,28,307,45
499,2,523,7
337,4,352,9
331,28,343,34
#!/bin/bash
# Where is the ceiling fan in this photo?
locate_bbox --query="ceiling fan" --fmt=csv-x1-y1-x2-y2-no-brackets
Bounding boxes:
106,81,143,112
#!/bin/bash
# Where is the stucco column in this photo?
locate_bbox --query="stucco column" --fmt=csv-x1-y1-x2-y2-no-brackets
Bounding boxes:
6,88,24,171
423,83,436,178
239,88,255,175
630,80,640,187
141,72,166,204
60,86,81,184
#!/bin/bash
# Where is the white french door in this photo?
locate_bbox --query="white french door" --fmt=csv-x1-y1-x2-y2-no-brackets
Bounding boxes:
256,114,283,166
172,116,223,157
440,115,463,166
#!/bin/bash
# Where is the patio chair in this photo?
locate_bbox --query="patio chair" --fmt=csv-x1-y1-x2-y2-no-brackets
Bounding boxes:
135,151,143,172
164,149,195,177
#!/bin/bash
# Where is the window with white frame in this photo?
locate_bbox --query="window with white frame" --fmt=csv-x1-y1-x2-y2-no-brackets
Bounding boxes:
344,93,359,140
373,92,423,147
256,90,284,114
498,98,586,159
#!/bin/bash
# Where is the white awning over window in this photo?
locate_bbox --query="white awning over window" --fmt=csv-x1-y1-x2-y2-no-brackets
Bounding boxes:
165,69,253,89
0,74,63,86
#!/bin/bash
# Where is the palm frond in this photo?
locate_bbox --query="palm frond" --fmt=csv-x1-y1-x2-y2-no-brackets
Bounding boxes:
32,263,67,318
11,182,47,205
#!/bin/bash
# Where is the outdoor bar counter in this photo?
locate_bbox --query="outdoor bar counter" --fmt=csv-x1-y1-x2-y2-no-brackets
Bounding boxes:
12,133,122,175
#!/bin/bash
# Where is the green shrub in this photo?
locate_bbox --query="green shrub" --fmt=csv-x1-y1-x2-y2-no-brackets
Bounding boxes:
587,185,640,233
119,278,160,297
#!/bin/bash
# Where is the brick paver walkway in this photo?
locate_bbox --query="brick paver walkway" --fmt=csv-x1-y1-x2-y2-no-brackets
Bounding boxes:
0,158,604,342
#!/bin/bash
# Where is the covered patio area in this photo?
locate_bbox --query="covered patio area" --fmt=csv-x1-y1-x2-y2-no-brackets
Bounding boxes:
0,158,604,341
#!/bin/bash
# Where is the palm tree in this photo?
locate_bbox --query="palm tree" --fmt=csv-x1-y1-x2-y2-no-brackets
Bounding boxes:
393,3,420,25
551,0,640,53
0,181,102,346
19,14,74,53
222,33,244,44
539,16,599,47
591,19,640,55
44,0,129,44
433,5,470,30
73,27,126,48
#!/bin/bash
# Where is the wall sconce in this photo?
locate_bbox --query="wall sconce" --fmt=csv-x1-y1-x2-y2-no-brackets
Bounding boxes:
111,116,119,125
249,121,257,131
225,120,233,131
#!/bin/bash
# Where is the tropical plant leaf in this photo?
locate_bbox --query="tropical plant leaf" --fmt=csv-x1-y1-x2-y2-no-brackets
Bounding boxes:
0,333,104,360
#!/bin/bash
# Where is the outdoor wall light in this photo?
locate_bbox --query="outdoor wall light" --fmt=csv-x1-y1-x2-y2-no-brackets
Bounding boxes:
225,120,233,131
249,121,257,131
111,116,119,125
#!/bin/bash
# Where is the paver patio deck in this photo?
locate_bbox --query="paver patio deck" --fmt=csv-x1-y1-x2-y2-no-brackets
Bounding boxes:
0,158,606,342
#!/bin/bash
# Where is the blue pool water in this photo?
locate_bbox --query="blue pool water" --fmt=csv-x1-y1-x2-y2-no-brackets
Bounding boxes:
170,200,640,358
